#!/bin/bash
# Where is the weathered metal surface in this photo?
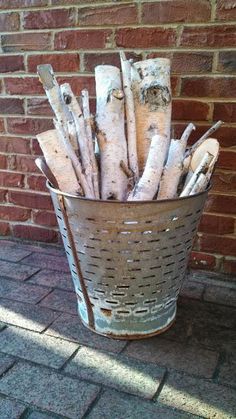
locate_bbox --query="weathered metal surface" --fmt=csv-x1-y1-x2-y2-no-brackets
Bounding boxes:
49,183,208,339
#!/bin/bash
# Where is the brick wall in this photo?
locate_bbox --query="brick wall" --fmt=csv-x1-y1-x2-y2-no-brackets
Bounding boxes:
0,0,235,275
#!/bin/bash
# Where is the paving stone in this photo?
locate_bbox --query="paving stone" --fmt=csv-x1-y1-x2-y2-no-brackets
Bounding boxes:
124,336,219,378
218,359,236,388
27,410,65,419
204,285,236,308
39,289,77,315
0,353,15,376
0,298,59,332
65,346,165,399
189,321,236,356
179,280,204,300
0,326,78,369
28,269,74,291
0,395,26,419
159,371,236,419
0,260,39,281
0,362,100,419
0,243,32,262
0,278,51,304
16,243,65,257
87,389,197,419
0,322,6,332
178,297,236,329
23,253,70,272
46,313,127,353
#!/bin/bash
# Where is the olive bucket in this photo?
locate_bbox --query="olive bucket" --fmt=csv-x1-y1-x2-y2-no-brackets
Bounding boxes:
48,182,208,339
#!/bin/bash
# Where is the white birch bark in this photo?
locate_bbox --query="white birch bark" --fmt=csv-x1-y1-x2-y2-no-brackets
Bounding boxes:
36,129,80,195
37,65,71,135
186,120,222,158
95,65,128,200
120,51,139,181
157,123,196,199
128,134,167,201
81,89,100,199
131,58,171,171
189,173,208,195
54,120,94,199
180,152,214,197
60,83,94,195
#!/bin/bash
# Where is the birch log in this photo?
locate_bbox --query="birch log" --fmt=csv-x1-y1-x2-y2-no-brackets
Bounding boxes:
81,89,100,199
131,58,171,171
128,134,167,201
180,152,213,197
54,119,94,199
37,65,72,140
60,83,94,195
158,123,196,199
186,120,222,158
120,52,139,181
95,65,128,200
36,129,80,195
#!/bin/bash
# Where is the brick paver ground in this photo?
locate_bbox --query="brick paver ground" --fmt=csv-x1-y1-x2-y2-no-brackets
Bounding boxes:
0,239,235,418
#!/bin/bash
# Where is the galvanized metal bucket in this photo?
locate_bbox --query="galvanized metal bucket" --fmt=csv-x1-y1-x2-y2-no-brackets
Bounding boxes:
48,183,208,339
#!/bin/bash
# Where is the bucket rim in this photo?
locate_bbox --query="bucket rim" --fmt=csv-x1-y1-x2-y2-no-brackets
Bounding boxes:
47,181,211,204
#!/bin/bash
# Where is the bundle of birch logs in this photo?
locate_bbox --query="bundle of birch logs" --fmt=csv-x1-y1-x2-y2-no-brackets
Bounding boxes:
36,55,222,201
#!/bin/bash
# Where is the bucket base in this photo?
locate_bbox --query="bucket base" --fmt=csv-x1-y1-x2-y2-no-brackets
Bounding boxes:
79,302,177,340
81,316,176,340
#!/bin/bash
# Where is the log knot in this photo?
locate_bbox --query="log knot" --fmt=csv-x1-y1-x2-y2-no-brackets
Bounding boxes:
141,83,171,110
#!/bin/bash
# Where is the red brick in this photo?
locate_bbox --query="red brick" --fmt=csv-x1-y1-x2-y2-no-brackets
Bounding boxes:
212,171,236,193
0,155,7,169
0,12,20,32
0,119,4,133
0,136,30,154
216,0,236,21
0,222,10,236
27,53,80,73
116,27,177,48
0,205,31,222
7,118,53,136
27,98,52,117
223,259,236,275
0,189,7,202
217,51,236,73
32,210,57,227
217,150,236,170
199,213,234,235
23,8,76,29
4,77,44,95
57,76,95,96
0,172,24,188
204,194,236,215
31,139,43,156
172,100,210,121
0,0,47,8
173,124,236,148
78,4,138,25
8,190,53,210
0,56,24,73
180,25,236,48
200,234,236,257
171,52,213,74
189,251,217,270
1,33,52,53
27,175,47,192
213,103,236,122
0,98,24,115
55,29,112,50
181,77,236,98
15,156,39,173
84,52,142,73
13,224,58,243
142,0,211,24
52,0,117,3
